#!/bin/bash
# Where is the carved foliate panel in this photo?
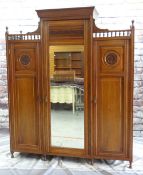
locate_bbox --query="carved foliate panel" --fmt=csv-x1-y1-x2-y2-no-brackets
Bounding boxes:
20,55,31,66
100,46,124,73
15,48,36,71
104,52,118,65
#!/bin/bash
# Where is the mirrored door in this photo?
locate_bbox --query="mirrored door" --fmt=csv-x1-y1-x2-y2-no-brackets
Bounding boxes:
49,45,84,149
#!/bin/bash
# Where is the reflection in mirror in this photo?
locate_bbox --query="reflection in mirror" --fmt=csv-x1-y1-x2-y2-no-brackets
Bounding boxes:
50,45,84,149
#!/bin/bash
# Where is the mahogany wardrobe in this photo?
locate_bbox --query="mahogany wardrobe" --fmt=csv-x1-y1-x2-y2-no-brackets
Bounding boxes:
6,7,134,167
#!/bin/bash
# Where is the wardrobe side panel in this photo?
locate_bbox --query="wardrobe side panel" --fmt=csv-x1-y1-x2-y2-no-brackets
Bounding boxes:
93,39,132,160
8,42,42,154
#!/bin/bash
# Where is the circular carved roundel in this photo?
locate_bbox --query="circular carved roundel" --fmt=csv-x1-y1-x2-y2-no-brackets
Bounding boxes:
105,52,118,65
20,55,30,65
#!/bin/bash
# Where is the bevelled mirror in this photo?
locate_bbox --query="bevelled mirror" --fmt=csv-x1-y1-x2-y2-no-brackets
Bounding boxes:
49,45,84,149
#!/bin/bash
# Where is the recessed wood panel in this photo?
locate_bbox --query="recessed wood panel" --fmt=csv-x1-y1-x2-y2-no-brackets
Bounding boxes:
15,48,36,71
97,77,124,154
48,20,84,44
100,45,124,73
15,77,39,147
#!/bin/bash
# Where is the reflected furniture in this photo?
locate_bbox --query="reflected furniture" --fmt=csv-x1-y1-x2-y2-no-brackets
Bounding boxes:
51,85,76,114
6,7,134,167
50,45,84,78
52,70,75,82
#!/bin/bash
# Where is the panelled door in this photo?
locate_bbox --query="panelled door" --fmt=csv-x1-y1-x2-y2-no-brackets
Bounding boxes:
9,42,42,154
41,19,92,157
93,39,132,160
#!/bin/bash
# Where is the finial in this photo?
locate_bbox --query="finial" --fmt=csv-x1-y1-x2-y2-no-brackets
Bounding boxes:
131,20,135,29
6,26,9,34
132,20,134,27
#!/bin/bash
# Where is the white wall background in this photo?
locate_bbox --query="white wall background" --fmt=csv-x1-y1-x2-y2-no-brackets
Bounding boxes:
0,0,143,136
1,0,142,33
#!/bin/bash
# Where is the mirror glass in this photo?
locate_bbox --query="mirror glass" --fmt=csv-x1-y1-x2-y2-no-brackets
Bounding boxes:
49,45,84,149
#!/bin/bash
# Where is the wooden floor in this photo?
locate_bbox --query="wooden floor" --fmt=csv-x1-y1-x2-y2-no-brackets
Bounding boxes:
0,128,143,175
